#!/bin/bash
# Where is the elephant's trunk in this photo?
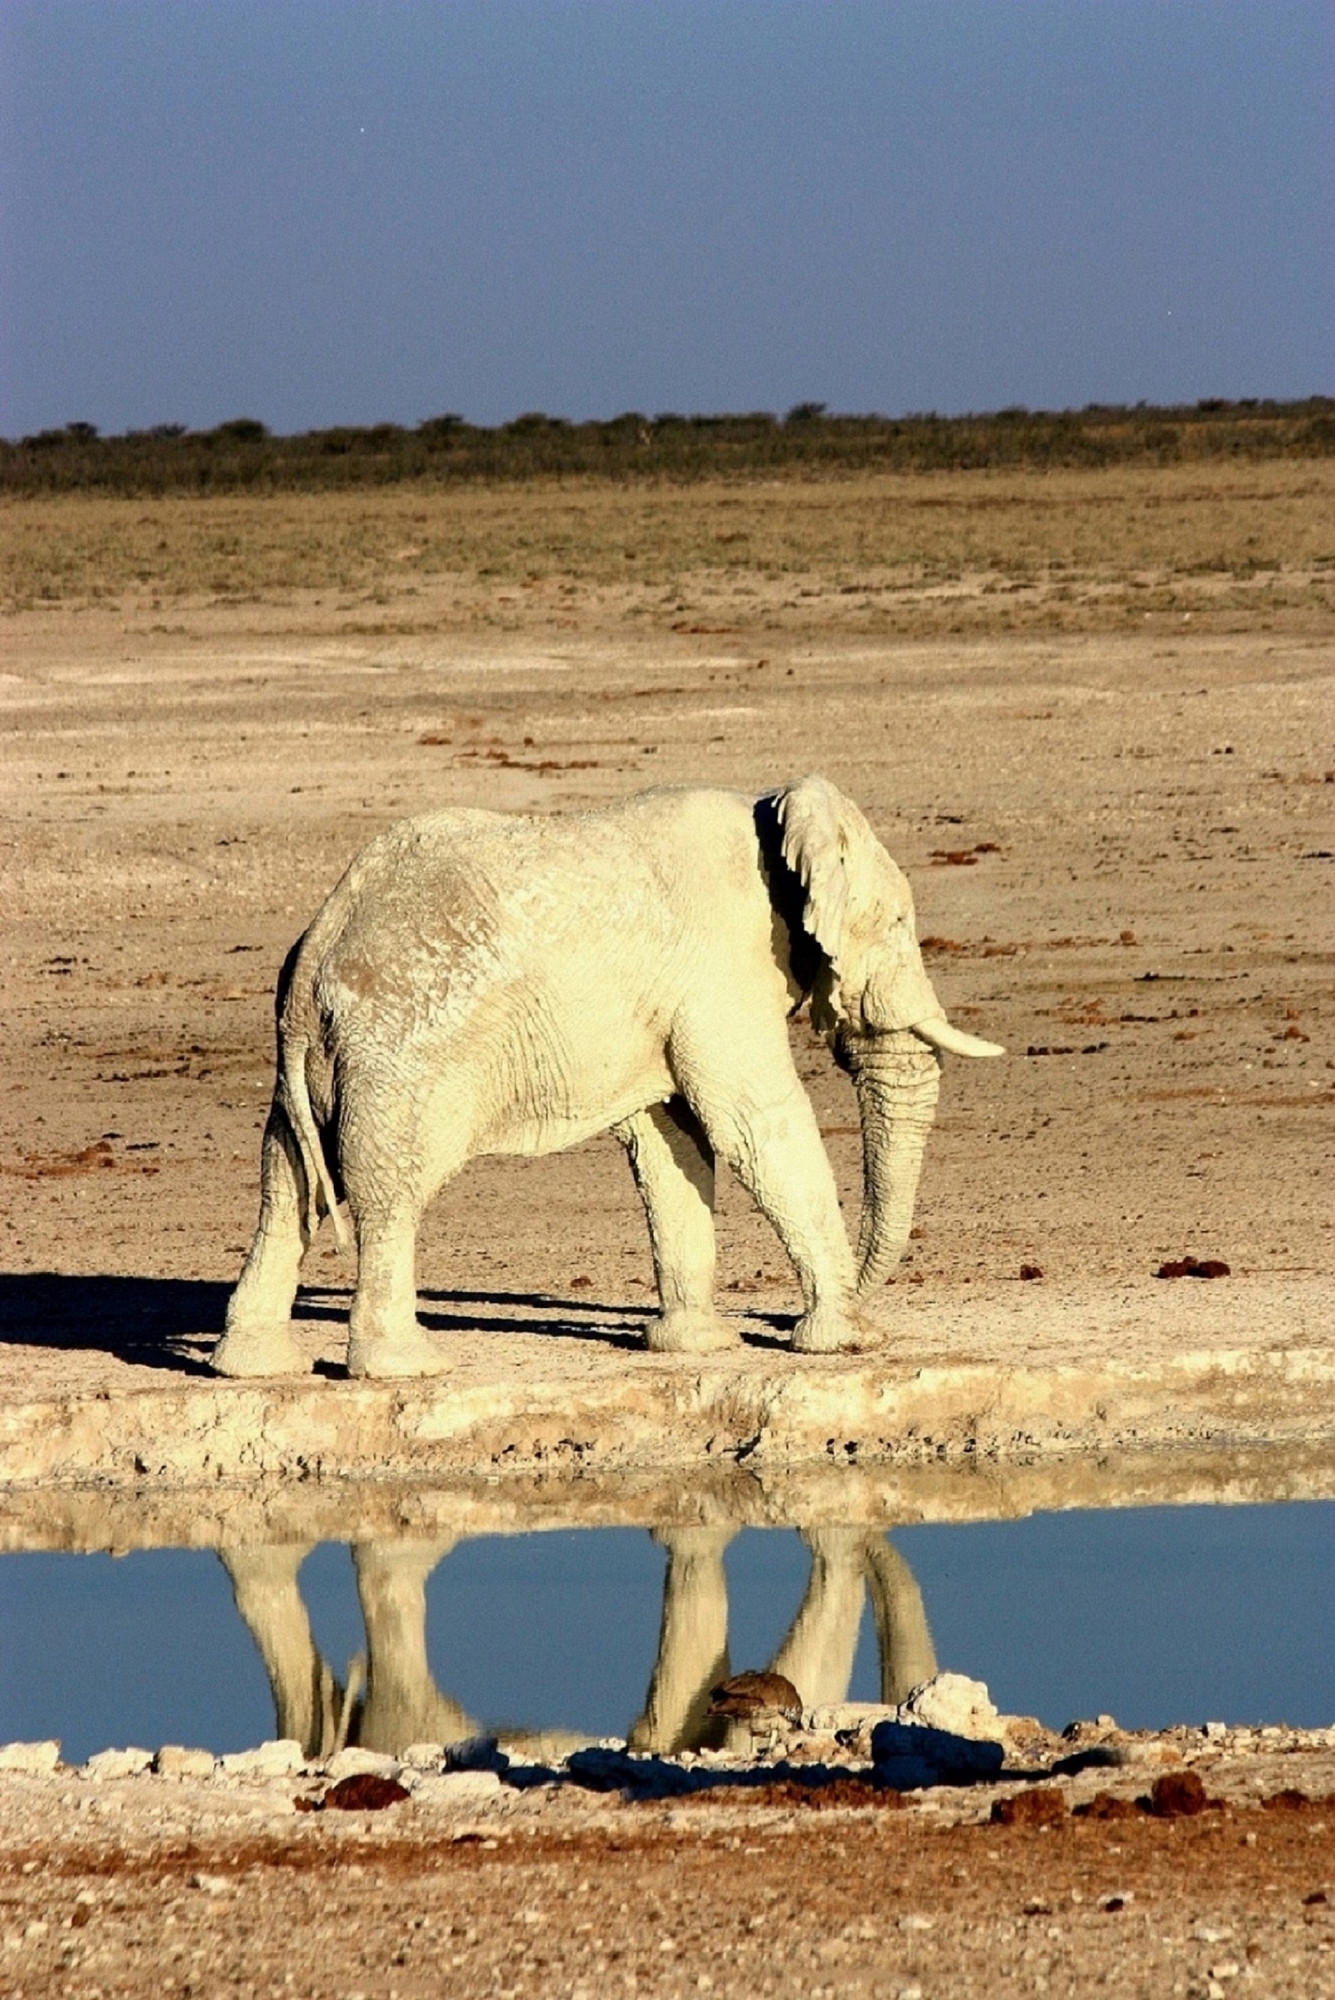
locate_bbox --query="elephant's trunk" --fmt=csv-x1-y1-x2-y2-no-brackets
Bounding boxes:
838,1028,942,1294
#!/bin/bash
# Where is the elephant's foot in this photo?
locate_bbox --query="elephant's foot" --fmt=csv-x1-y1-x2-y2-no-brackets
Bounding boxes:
790,1302,877,1356
346,1329,450,1379
211,1320,309,1378
645,1306,739,1355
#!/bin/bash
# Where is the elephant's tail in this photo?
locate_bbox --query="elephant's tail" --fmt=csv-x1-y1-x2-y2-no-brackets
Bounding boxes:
279,1031,350,1250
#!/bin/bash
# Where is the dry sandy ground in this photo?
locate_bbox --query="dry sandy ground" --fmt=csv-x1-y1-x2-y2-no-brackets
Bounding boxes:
0,1745,1332,1999
1,491,1332,1394
1,472,1333,1992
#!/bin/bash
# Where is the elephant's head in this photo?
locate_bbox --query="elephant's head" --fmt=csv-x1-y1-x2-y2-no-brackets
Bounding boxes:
758,775,1003,1293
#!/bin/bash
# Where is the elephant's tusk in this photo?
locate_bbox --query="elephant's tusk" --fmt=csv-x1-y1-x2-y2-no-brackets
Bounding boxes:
909,1015,1005,1059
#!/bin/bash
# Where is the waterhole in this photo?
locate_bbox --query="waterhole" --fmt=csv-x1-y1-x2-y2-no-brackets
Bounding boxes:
1,1480,1331,1763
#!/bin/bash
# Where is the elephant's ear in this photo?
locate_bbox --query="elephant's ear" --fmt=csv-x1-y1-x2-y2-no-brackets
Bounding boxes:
772,774,878,987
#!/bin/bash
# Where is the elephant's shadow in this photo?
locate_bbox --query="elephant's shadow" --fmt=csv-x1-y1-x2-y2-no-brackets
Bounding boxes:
0,1271,796,1375
322,1286,795,1356
0,1272,226,1375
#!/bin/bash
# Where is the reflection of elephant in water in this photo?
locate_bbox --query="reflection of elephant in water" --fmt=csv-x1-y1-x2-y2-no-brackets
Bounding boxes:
222,1527,936,1763
222,1542,473,1762
628,1527,936,1755
214,777,1001,1380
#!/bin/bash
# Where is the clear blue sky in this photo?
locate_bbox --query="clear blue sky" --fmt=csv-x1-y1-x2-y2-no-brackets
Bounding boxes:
1,1,1330,437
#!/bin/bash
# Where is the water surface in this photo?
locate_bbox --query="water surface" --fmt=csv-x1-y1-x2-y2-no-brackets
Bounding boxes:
1,1500,1330,1764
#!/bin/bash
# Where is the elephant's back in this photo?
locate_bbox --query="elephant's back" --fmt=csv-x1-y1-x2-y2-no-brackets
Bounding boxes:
297,806,662,1028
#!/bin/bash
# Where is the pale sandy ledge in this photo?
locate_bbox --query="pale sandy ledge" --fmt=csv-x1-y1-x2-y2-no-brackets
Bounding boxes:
0,1276,1331,1502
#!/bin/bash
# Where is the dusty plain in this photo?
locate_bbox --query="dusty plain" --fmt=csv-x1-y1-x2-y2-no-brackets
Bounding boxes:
1,461,1333,1993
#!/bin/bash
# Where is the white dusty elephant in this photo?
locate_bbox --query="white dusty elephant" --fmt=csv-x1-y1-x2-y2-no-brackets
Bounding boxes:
214,776,1001,1379
627,1525,937,1755
223,1526,937,1764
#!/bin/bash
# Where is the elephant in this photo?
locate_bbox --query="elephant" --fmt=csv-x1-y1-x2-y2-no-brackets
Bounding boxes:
627,1524,937,1756
213,775,1002,1380
222,1523,938,1765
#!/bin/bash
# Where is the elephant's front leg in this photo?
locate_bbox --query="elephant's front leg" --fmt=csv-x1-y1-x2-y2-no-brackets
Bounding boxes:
864,1535,938,1705
768,1527,870,1711
616,1101,738,1354
678,1024,865,1353
628,1526,735,1754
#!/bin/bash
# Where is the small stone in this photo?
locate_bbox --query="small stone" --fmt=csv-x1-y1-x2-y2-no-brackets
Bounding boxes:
399,1742,446,1770
324,1748,402,1783
1201,1721,1229,1740
154,1746,216,1779
992,1787,1067,1827
0,1741,60,1774
218,1740,305,1779
410,1770,504,1805
189,1873,231,1895
803,1702,899,1737
323,1772,410,1812
897,1914,934,1933
83,1747,152,1780
1073,1792,1140,1821
443,1735,510,1774
1150,1770,1208,1818
899,1672,1000,1741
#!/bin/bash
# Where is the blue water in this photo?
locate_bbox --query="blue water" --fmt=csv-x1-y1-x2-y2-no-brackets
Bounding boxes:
0,1503,1330,1764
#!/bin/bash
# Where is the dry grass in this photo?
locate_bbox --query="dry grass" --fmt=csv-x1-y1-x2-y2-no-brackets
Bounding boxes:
4,460,1335,636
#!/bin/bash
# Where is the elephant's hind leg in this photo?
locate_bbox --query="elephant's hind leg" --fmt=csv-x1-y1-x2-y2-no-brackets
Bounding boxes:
214,1105,315,1377
345,1197,450,1378
617,1101,738,1353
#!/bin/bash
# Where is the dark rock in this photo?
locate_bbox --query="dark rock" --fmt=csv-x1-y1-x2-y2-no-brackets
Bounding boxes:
444,1734,510,1773
1156,1256,1230,1280
565,1748,697,1798
323,1773,410,1811
1073,1791,1141,1821
1149,1770,1207,1817
870,1720,1004,1788
992,1787,1067,1827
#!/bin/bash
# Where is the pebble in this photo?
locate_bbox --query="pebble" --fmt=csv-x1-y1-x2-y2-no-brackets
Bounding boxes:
444,1734,510,1773
0,1741,60,1774
803,1702,899,1736
189,1873,231,1896
218,1740,305,1779
324,1748,402,1783
154,1746,216,1779
83,1747,153,1780
411,1770,505,1805
899,1673,1000,1741
399,1742,446,1769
